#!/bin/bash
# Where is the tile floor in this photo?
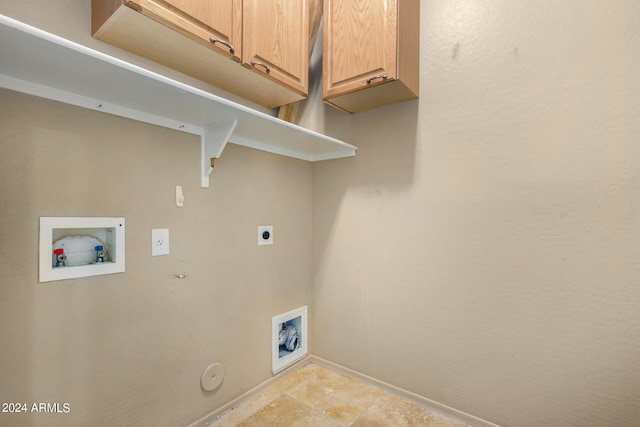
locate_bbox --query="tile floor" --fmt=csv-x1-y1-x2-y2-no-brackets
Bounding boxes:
210,363,469,427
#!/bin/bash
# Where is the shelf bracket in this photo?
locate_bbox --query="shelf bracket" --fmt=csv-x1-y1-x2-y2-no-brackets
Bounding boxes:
201,119,238,188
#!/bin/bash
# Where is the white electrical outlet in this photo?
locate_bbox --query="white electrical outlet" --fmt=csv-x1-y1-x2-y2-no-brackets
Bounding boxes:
152,228,170,256
258,225,273,246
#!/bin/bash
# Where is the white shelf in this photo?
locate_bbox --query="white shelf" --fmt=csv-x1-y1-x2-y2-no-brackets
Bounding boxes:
0,14,356,188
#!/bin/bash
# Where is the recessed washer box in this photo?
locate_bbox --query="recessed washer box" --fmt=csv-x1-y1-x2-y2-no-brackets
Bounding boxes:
272,306,308,374
39,217,125,282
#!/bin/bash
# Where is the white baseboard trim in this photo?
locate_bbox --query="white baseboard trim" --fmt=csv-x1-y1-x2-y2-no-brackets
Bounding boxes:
186,355,501,427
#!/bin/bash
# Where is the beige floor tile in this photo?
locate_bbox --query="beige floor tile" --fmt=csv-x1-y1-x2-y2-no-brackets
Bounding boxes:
353,394,467,427
212,365,328,426
210,363,467,427
286,366,383,424
211,392,275,427
271,363,329,394
235,395,345,427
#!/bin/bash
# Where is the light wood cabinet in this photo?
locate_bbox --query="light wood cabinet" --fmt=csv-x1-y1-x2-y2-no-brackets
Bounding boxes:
242,0,308,96
92,0,308,108
322,0,419,113
161,0,242,61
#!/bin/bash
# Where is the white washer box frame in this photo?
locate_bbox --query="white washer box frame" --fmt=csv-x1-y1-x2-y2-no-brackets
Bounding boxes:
39,217,125,282
272,305,308,374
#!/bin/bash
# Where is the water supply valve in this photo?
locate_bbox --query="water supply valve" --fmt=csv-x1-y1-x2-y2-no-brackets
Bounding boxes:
53,248,67,267
95,245,105,263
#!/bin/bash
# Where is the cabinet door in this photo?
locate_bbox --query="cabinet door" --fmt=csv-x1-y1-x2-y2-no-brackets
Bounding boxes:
130,0,242,61
242,0,308,96
323,0,397,98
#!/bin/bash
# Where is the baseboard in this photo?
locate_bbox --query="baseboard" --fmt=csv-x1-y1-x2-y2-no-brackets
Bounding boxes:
309,355,501,427
186,354,501,427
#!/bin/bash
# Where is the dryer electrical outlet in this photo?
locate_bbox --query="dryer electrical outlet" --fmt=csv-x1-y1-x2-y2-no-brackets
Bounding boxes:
152,228,170,256
258,225,273,246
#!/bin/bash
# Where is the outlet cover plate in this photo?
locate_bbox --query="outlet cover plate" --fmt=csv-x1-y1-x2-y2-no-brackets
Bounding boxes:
152,228,170,256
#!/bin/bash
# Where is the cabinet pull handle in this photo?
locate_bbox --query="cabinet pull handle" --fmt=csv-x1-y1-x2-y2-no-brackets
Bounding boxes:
250,60,271,74
209,37,235,55
366,74,388,84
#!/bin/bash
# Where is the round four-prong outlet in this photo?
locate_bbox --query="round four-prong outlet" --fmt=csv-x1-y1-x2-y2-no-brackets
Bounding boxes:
258,225,273,246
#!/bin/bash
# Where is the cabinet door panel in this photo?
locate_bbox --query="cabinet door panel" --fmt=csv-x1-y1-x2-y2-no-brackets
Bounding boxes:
242,0,308,96
324,0,397,97
130,0,242,60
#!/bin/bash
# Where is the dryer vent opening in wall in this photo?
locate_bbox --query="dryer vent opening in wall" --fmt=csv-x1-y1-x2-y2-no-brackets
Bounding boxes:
272,306,308,374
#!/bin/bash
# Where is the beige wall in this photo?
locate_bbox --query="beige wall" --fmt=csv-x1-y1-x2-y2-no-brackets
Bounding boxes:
1,1,639,427
312,1,639,426
0,3,313,426
0,92,312,425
